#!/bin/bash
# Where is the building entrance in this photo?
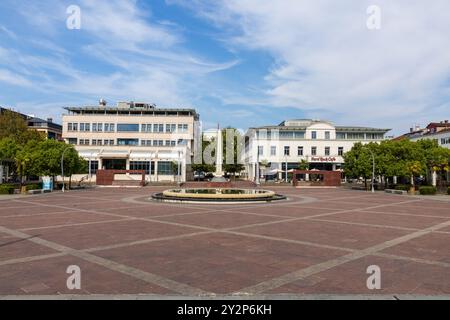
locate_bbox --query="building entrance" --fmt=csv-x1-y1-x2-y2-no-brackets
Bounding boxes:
102,159,127,170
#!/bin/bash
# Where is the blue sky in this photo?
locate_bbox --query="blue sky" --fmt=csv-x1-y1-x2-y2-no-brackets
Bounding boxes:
0,0,450,134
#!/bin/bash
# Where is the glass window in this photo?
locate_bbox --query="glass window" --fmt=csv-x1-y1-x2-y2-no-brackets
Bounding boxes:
325,147,330,156
158,140,164,146
89,161,99,174
284,146,290,156
311,147,317,156
97,123,102,132
336,132,346,140
165,140,171,146
110,140,114,146
68,138,77,145
171,141,176,146
104,124,109,132
270,146,276,156
80,123,85,131
338,147,344,156
157,161,175,175
117,139,139,146
117,124,139,132
68,123,74,131
92,140,97,146
73,123,78,131
298,146,303,156
153,140,158,146
311,131,317,139
109,124,115,132
258,146,264,156
130,161,151,175
92,123,97,132
178,124,188,133
325,131,330,140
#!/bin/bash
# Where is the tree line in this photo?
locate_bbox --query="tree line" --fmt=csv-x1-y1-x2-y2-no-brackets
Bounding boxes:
343,139,450,189
0,110,86,189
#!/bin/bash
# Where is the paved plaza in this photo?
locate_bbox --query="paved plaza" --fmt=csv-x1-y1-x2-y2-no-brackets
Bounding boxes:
1,187,450,297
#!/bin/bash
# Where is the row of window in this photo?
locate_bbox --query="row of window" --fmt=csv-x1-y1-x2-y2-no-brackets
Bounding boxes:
441,138,450,145
258,146,345,157
257,130,384,140
67,122,189,133
86,161,178,175
69,138,179,147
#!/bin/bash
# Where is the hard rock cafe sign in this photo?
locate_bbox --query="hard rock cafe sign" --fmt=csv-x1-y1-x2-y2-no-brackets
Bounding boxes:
310,157,337,162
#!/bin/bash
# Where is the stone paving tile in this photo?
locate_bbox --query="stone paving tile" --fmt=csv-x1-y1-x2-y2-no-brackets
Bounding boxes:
153,211,286,229
0,211,122,230
316,211,448,229
266,255,450,295
364,205,450,217
0,234,58,262
101,205,208,218
0,255,173,295
32,219,201,250
238,220,411,250
381,233,450,264
0,205,68,217
94,233,347,294
234,205,338,218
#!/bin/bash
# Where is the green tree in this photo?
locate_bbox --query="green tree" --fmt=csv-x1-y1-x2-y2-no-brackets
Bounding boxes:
0,110,44,144
343,142,374,189
298,159,309,170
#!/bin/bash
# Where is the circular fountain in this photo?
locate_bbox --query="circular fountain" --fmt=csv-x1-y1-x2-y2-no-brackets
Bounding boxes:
152,188,286,204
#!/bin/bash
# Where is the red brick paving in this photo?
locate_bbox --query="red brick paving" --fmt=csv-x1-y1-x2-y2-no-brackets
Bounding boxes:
0,187,450,296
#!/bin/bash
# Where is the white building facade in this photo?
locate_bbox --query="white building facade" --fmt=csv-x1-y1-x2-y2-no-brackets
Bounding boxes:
244,119,390,181
62,101,200,183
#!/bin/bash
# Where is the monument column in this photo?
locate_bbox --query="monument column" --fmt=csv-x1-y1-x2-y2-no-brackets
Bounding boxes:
215,126,223,177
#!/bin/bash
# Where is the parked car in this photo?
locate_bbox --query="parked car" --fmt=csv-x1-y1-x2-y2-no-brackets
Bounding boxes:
193,171,206,181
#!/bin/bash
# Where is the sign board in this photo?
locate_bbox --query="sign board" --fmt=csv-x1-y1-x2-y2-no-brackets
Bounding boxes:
310,157,338,162
42,176,53,191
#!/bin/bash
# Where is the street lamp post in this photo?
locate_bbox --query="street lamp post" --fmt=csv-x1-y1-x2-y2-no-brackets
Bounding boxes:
367,148,375,193
285,155,288,183
178,151,182,184
256,146,260,185
61,146,71,193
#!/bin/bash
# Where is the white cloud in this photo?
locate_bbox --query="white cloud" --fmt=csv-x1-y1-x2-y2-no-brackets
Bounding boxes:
170,0,450,131
0,69,32,87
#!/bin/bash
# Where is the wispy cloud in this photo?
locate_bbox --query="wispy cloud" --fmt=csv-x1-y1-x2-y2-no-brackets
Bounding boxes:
169,0,450,131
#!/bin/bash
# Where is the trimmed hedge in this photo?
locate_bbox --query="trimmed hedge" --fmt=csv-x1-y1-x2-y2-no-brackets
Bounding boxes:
419,186,437,195
26,184,41,191
0,184,15,195
394,184,410,191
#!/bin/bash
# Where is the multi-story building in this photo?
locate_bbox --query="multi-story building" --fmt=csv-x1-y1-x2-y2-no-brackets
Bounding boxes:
397,120,450,150
62,101,200,182
0,107,62,140
243,119,390,181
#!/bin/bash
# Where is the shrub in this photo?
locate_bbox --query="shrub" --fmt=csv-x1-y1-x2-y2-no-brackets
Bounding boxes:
447,187,450,195
394,184,410,191
26,184,41,191
419,186,437,195
0,184,15,195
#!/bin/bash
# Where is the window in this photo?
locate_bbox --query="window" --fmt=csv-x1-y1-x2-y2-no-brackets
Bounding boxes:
284,146,290,156
171,141,176,147
104,124,109,132
97,140,102,146
92,139,97,146
336,132,346,140
68,123,77,132
298,146,303,156
142,140,152,146
270,146,277,156
166,124,176,133
258,146,264,156
130,161,151,175
79,139,89,146
338,147,344,156
68,138,77,145
89,161,99,175
158,140,164,146
311,147,317,156
104,140,109,146
178,124,188,133
109,124,115,132
117,124,139,132
311,131,317,139
109,140,114,146
117,139,139,146
325,131,330,140
92,123,97,132
165,140,171,146
80,123,85,132
96,123,102,132
157,161,175,175
79,123,90,132
325,147,330,156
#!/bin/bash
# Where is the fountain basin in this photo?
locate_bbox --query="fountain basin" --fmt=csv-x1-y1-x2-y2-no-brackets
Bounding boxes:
152,188,286,203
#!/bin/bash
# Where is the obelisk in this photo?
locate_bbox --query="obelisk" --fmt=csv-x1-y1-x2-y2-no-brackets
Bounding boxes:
215,124,223,177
